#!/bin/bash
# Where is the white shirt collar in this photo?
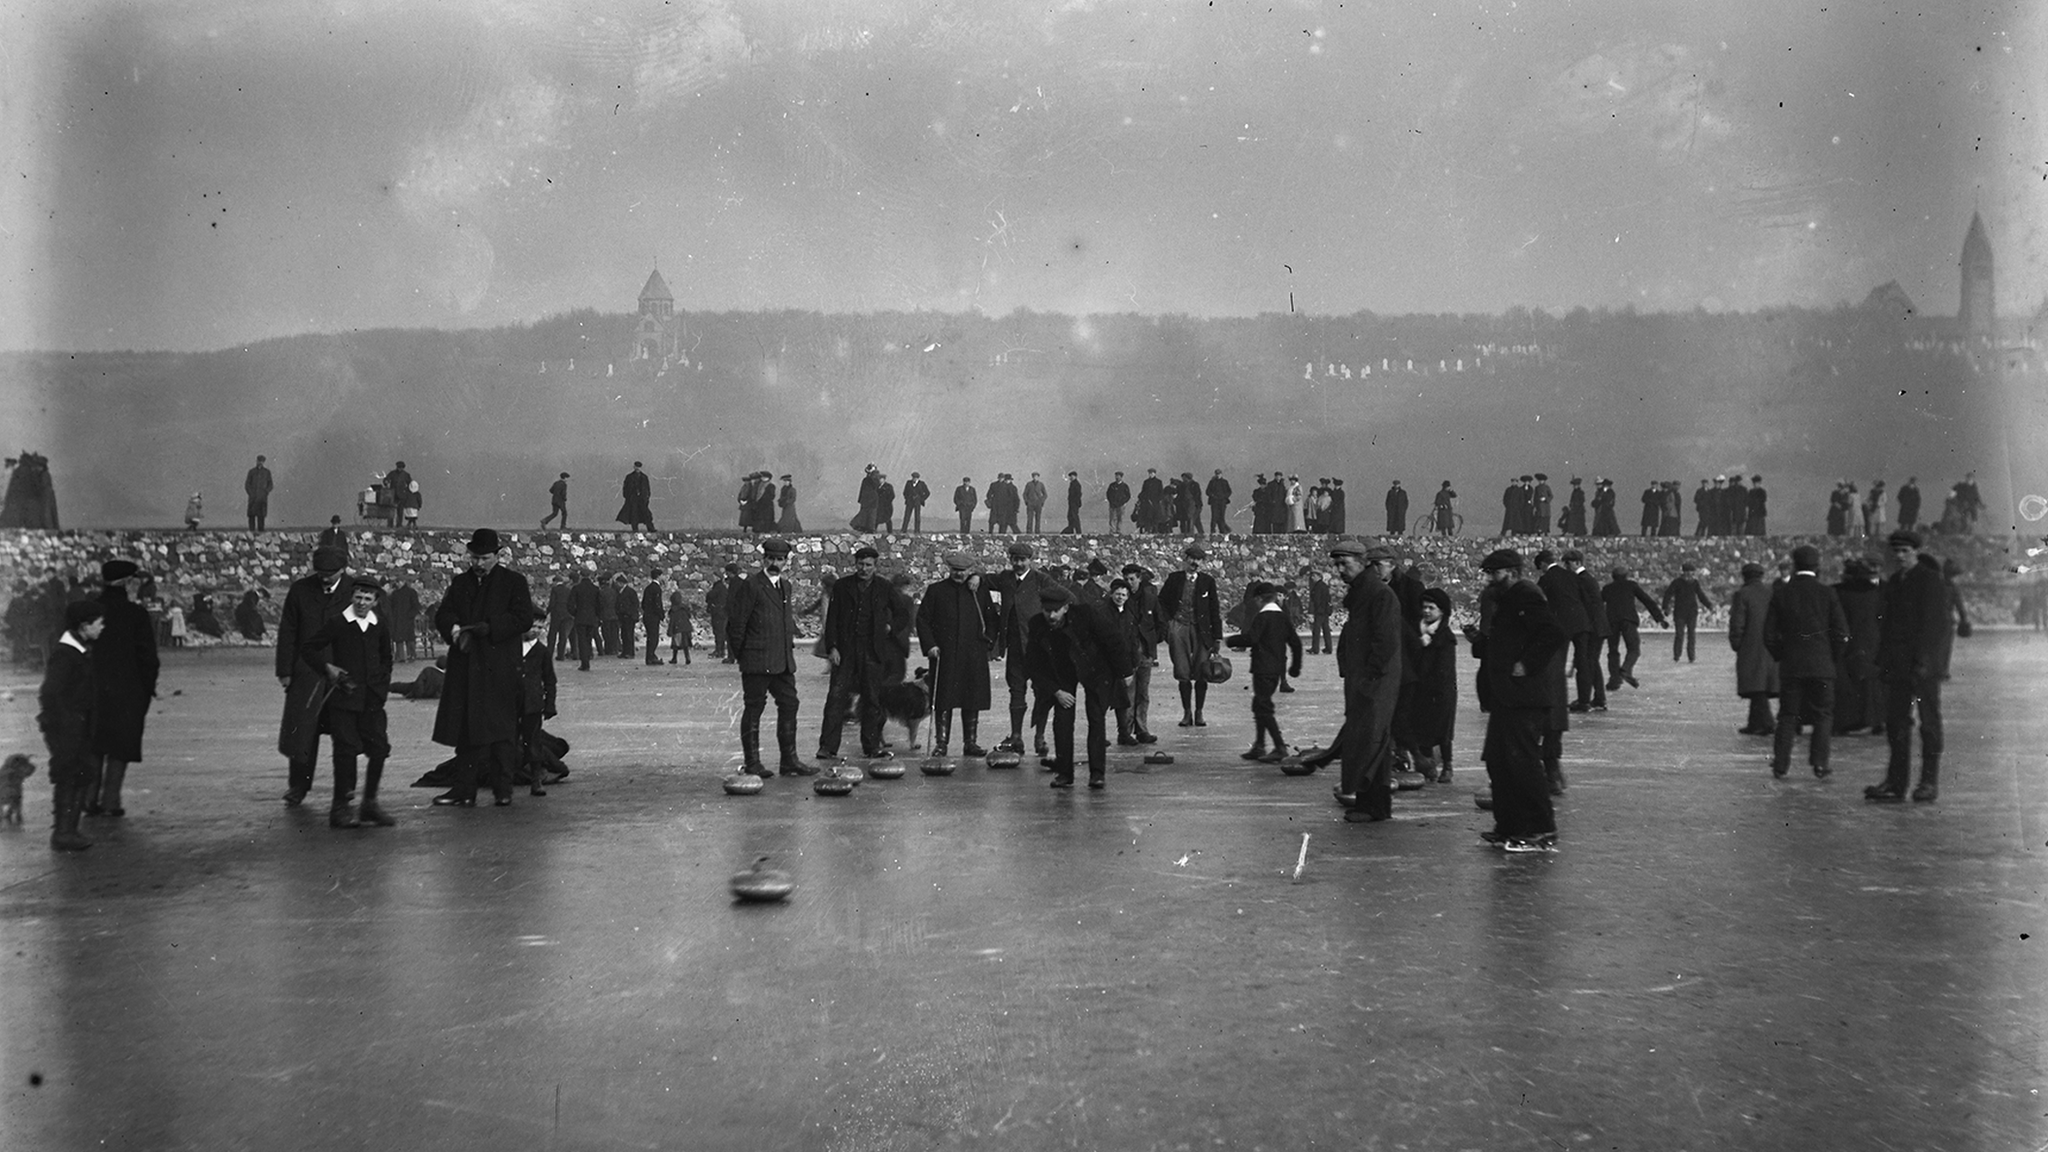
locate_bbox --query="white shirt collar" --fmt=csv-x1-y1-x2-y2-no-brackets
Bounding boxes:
343,605,378,631
1258,601,1283,613
523,637,542,655
61,632,88,653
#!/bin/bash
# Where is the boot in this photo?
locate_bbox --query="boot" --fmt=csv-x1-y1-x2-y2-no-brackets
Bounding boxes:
931,710,952,757
1178,682,1195,727
329,801,361,829
1911,757,1939,802
1193,682,1208,726
50,781,91,852
960,713,986,758
740,727,771,777
1240,742,1268,762
97,758,129,817
1546,759,1567,795
358,760,396,825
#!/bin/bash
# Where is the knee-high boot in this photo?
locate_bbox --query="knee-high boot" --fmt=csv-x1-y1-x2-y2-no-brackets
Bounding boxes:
358,758,397,826
1193,681,1208,725
961,711,985,756
1912,755,1940,802
51,777,91,851
1179,682,1195,726
98,758,129,815
931,710,952,756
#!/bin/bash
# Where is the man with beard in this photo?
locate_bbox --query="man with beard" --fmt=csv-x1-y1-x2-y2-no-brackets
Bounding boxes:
244,454,274,532
1023,472,1048,534
986,541,1056,753
727,537,816,778
1206,469,1233,536
902,472,929,533
1105,472,1131,534
917,552,996,758
430,529,537,807
1066,470,1086,535
1864,531,1952,802
1025,584,1133,790
1385,480,1409,536
277,546,352,806
1158,544,1224,728
1464,549,1568,851
953,476,977,535
85,559,160,819
816,546,913,762
618,462,655,532
1765,544,1849,779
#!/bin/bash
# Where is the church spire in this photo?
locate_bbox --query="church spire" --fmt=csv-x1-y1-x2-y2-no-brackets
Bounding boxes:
1960,212,1994,339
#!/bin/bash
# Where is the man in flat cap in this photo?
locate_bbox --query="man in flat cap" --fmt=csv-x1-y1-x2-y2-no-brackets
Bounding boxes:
1327,541,1403,823
1866,530,1953,802
1158,543,1223,727
1465,548,1567,850
542,472,569,530
84,559,159,819
727,537,816,776
277,545,353,806
817,545,913,762
1026,583,1134,789
918,552,997,757
986,541,1057,753
430,528,537,806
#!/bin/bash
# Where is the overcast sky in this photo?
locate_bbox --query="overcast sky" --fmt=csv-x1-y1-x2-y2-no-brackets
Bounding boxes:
3,0,2040,352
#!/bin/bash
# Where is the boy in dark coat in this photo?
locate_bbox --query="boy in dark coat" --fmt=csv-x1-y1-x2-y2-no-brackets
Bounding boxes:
518,610,559,796
40,600,105,850
1406,588,1459,781
300,578,396,828
1601,567,1667,690
1225,581,1303,763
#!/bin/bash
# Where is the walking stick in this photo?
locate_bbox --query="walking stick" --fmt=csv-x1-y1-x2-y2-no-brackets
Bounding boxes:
920,650,954,776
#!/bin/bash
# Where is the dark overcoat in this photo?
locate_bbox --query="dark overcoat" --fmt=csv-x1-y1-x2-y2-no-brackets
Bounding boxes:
823,574,912,686
617,470,654,527
569,577,603,626
1876,555,1951,683
276,572,351,762
727,571,798,675
386,583,420,644
916,579,995,709
1470,579,1567,714
432,565,536,747
1728,580,1780,697
1834,577,1882,679
90,586,160,762
1763,575,1849,679
1335,570,1402,683
1408,616,1458,748
300,612,394,711
1538,565,1591,636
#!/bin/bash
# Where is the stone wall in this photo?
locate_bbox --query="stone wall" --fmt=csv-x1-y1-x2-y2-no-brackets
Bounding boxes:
2,527,2031,659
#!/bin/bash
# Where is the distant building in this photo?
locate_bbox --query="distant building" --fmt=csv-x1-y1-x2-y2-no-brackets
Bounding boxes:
632,267,681,363
1960,211,1994,343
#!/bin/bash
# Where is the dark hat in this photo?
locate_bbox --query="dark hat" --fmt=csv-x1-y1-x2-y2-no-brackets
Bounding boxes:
256,454,266,462
1533,549,1557,567
1087,558,1109,576
944,551,975,570
1570,477,1583,485
64,600,106,629
1183,543,1207,559
1887,529,1923,549
649,568,663,577
1007,542,1035,560
911,471,920,477
1480,548,1524,571
1246,580,1278,600
852,545,880,561
350,577,384,594
1611,566,1629,578
466,528,502,554
330,514,343,525
1363,544,1397,562
1109,578,1130,593
1329,538,1368,558
1421,587,1452,617
633,461,643,468
1038,584,1074,607
1741,562,1766,580
761,538,794,558
1790,544,1821,570
724,562,741,574
395,461,405,469
1681,561,1698,571
100,559,141,582
779,474,792,481
1842,557,1873,578
311,546,348,573
1561,547,1584,562
1534,473,1548,481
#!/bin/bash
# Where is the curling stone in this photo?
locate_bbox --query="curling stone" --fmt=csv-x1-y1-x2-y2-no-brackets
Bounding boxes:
985,748,1023,769
1393,770,1429,791
1474,788,1494,811
722,773,766,795
729,857,795,903
919,757,957,776
836,763,867,785
1277,755,1317,777
813,770,856,796
1143,751,1175,766
868,760,906,779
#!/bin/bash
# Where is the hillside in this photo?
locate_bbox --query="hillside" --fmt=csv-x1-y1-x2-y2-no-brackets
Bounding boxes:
0,306,2023,532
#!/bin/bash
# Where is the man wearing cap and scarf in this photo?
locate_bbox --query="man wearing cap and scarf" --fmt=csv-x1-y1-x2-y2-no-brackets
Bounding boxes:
300,577,397,827
1324,541,1403,822
1866,530,1953,802
918,552,997,757
618,462,655,531
1465,548,1568,850
1025,583,1134,789
83,560,159,819
1158,543,1224,727
986,541,1056,752
727,537,817,776
277,545,354,805
817,546,914,762
430,529,538,806
1765,544,1849,780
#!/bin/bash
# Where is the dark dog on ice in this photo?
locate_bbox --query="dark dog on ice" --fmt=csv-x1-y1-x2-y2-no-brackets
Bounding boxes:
1,754,35,825
875,670,931,752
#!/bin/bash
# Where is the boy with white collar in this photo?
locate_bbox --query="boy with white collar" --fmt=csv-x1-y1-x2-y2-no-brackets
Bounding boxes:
519,609,559,796
301,578,395,828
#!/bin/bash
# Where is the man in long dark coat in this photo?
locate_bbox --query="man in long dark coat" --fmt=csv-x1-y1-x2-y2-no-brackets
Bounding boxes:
1865,530,1952,802
1746,476,1769,535
1832,558,1884,735
953,477,978,535
544,574,572,659
387,578,421,662
244,455,273,531
617,462,655,531
1466,548,1568,850
84,560,159,819
1327,478,1348,534
918,553,996,757
568,569,603,671
1385,480,1409,536
901,472,928,533
817,546,914,760
641,570,666,667
1765,544,1849,779
1066,471,1086,535
986,541,1056,752
726,537,815,777
706,562,737,661
1206,470,1233,536
1157,543,1224,728
431,529,536,806
1330,541,1404,823
1138,469,1167,533
1105,472,1131,534
277,546,352,805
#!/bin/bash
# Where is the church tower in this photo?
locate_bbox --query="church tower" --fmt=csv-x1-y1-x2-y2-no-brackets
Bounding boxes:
633,266,681,363
1960,212,1994,342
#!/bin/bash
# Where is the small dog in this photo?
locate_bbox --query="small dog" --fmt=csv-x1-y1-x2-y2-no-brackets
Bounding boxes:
1,754,36,826
877,672,932,753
